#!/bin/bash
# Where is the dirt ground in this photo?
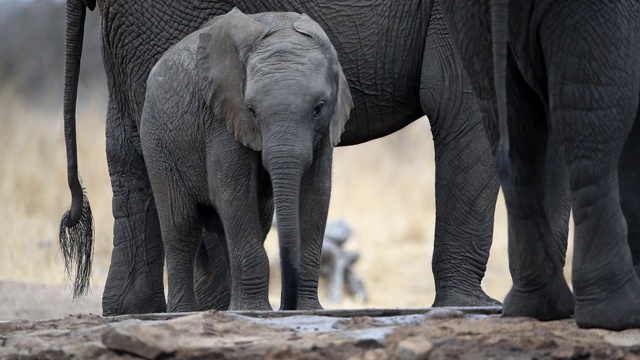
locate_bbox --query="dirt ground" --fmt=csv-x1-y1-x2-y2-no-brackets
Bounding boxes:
2,281,640,359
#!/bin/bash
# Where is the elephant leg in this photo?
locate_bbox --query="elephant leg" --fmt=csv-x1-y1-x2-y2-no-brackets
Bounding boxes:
195,192,273,311
201,134,270,311
221,207,271,310
102,93,166,316
499,50,574,321
296,144,332,310
194,196,274,311
543,136,571,270
158,201,201,313
420,1,501,307
619,99,640,276
195,208,231,311
259,200,275,241
141,144,201,312
544,3,640,329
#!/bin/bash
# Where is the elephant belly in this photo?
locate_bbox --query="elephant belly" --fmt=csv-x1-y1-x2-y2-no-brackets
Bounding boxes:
338,102,424,146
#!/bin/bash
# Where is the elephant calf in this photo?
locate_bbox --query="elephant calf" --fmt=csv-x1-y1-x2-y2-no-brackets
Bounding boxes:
139,8,353,312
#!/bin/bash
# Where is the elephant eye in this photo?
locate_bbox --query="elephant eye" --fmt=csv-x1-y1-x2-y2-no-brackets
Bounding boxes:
313,102,324,117
247,105,256,118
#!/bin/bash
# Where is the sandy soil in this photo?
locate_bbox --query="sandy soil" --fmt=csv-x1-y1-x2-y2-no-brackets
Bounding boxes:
0,281,102,321
2,281,640,359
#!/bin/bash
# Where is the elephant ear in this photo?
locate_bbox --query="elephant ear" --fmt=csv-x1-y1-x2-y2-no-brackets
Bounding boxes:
293,14,354,146
197,7,269,151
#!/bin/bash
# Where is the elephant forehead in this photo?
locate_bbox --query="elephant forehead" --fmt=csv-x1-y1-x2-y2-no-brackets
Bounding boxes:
255,31,326,59
246,61,332,98
248,43,330,76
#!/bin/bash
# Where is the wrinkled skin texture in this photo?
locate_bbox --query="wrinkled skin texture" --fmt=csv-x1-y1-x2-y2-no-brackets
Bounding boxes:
140,10,353,311
441,0,640,330
65,0,504,315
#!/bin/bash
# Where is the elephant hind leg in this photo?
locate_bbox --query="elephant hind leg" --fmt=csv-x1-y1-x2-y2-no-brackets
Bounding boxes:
102,96,166,316
148,166,201,312
195,206,231,311
158,198,202,313
500,50,574,321
619,95,640,277
544,1,640,330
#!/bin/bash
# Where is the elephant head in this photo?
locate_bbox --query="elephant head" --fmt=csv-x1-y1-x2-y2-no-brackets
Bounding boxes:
196,8,353,151
195,8,353,309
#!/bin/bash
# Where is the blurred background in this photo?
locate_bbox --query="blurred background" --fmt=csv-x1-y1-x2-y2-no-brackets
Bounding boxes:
0,0,574,314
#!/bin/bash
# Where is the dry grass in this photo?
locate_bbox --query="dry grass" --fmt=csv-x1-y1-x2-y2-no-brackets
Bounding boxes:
0,92,113,290
0,91,573,309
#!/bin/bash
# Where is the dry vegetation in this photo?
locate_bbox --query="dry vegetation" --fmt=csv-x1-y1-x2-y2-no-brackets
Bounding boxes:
0,90,574,309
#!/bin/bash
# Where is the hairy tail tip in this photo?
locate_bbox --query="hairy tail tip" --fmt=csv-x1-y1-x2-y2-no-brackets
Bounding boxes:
59,190,94,300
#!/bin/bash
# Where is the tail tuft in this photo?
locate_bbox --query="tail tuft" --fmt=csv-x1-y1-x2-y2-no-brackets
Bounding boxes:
59,187,94,300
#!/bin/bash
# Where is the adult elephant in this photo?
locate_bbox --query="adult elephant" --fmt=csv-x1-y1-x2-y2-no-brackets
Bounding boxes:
440,0,640,330
62,0,502,315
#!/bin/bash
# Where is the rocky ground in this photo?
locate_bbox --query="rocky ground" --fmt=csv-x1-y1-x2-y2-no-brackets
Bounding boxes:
2,281,640,359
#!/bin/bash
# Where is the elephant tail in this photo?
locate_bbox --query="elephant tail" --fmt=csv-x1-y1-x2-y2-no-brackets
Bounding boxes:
59,0,96,300
491,0,510,174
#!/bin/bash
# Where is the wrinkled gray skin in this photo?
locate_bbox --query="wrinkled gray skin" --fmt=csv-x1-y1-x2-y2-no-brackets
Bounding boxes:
62,0,504,315
139,9,353,311
441,0,640,330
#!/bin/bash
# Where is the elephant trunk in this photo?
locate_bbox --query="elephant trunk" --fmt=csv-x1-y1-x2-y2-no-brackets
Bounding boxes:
264,143,313,310
59,0,95,300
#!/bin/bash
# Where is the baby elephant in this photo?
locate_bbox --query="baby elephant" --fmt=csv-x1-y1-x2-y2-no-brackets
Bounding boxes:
139,8,353,312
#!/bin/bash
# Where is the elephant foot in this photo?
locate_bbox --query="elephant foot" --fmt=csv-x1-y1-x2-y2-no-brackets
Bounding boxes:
195,272,231,311
228,298,273,311
294,290,323,310
168,303,198,313
432,288,502,307
294,299,323,311
503,272,574,321
574,275,640,330
167,292,199,313
102,289,167,316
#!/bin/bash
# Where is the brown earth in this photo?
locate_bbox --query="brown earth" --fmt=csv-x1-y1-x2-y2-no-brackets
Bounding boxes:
2,281,640,359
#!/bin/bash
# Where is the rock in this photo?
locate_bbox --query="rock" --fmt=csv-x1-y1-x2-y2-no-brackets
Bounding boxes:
324,218,354,246
4,334,48,350
423,308,465,321
273,217,367,303
394,337,433,360
550,344,582,359
333,316,378,330
601,330,640,347
61,341,108,359
265,345,296,360
349,348,388,360
101,321,178,359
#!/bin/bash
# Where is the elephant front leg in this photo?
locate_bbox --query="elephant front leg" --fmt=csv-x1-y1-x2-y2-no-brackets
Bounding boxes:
194,200,273,311
217,181,271,310
420,3,500,307
102,98,167,316
221,209,272,311
296,144,333,310
428,117,501,308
